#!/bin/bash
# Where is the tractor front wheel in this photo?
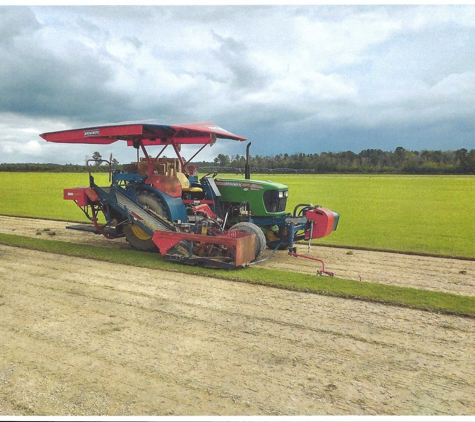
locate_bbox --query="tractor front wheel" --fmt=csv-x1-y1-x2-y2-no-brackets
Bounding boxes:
229,222,267,261
123,191,169,252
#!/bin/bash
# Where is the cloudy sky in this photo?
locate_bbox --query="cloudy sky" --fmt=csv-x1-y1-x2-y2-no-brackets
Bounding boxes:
1,4,475,165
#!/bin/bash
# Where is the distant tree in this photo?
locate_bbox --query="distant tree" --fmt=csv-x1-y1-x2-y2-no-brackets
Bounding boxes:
455,148,471,173
92,151,103,166
214,154,230,167
394,146,406,167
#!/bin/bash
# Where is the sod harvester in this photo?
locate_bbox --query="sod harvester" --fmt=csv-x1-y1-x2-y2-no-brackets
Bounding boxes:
41,122,339,272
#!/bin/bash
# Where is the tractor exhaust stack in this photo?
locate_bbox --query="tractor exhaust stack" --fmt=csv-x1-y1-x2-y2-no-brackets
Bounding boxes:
245,142,251,179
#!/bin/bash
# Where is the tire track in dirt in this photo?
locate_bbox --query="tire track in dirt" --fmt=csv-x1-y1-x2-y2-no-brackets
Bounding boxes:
1,245,475,415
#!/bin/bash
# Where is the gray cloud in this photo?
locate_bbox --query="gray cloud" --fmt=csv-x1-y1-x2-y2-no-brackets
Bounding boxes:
0,7,40,42
1,5,475,165
0,8,129,124
211,31,268,92
0,45,124,120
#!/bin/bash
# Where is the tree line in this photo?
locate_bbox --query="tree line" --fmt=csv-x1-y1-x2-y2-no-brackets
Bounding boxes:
1,147,475,174
0,151,118,173
212,147,475,174
0,163,89,172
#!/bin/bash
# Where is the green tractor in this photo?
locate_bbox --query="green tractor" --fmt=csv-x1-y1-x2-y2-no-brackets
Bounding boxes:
41,122,339,270
214,177,290,250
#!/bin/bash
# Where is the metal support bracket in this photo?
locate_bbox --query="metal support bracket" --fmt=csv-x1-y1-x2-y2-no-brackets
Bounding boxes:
288,247,334,277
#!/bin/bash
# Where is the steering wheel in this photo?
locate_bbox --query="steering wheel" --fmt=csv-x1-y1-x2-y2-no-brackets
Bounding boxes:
204,171,219,178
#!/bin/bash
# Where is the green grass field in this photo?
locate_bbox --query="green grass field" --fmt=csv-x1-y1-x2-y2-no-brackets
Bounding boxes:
1,172,474,259
0,172,110,221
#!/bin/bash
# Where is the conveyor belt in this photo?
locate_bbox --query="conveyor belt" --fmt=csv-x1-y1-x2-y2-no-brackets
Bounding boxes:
97,186,176,233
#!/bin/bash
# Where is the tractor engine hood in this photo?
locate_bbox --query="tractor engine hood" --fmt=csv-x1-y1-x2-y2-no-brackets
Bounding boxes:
215,178,289,217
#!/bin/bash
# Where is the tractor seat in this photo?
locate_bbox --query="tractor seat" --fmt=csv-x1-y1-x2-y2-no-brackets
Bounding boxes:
182,187,203,193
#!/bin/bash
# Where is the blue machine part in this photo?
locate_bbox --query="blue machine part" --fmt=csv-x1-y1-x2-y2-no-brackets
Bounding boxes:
153,190,188,223
126,185,188,223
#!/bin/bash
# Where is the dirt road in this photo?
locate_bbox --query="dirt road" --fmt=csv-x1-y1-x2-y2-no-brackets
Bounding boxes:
1,216,474,416
1,215,474,296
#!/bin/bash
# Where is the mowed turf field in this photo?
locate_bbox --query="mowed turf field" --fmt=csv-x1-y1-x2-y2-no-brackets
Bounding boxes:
0,172,473,259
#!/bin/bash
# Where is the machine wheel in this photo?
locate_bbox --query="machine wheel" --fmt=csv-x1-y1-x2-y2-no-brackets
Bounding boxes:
123,191,169,252
229,222,267,261
266,239,289,250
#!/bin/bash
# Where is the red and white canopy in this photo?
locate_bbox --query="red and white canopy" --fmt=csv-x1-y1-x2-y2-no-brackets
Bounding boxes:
40,122,246,146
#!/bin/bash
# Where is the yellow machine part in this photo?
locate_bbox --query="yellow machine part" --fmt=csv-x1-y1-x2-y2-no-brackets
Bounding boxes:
130,224,152,241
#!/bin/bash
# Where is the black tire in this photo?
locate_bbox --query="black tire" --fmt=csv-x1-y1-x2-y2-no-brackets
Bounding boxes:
266,239,289,250
229,222,267,261
264,226,289,250
123,191,169,252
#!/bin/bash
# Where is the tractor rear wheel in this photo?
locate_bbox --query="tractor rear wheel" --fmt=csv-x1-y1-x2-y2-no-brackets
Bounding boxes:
229,222,267,261
123,191,169,252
